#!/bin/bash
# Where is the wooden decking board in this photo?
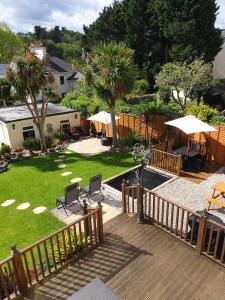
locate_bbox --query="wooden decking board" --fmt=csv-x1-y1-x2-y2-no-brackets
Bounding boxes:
24,214,225,300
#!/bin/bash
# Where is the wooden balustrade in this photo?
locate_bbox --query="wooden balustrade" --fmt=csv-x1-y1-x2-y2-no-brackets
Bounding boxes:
121,184,225,266
0,205,103,300
149,148,182,175
153,138,175,153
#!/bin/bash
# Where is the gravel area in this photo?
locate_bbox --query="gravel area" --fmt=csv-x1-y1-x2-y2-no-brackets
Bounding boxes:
156,166,225,223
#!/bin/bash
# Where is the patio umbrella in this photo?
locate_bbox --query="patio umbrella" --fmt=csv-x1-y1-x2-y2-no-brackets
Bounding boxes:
165,115,217,135
88,111,120,124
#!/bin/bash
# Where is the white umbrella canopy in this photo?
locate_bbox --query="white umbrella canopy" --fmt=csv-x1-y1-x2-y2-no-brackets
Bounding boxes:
165,115,217,135
88,111,120,124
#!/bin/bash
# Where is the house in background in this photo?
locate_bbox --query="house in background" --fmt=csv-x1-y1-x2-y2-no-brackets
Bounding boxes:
0,63,10,78
213,29,225,80
29,45,83,100
0,103,80,148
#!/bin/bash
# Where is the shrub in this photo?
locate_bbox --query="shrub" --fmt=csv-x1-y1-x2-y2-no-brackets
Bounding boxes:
22,139,41,151
0,143,11,155
116,131,141,149
185,101,217,122
210,115,225,126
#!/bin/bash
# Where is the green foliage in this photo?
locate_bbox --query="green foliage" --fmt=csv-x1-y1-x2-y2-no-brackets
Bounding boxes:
156,59,214,109
23,139,41,151
129,79,149,96
84,0,223,86
0,23,24,63
185,101,217,122
0,78,13,105
130,98,183,116
116,131,141,148
52,229,84,262
210,115,225,126
0,143,11,155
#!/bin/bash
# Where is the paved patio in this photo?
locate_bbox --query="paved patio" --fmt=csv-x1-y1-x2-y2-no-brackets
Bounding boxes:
67,137,111,156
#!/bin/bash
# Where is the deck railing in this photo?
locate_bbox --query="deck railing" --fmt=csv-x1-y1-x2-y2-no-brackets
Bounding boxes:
152,138,175,153
149,148,182,175
0,203,103,300
122,183,225,266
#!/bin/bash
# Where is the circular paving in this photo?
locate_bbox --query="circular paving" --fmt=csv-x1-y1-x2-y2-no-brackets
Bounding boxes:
1,199,16,207
16,203,30,210
70,178,82,183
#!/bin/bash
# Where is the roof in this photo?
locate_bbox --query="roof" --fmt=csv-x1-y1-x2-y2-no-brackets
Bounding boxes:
67,72,79,81
0,102,76,123
48,56,73,73
0,63,10,76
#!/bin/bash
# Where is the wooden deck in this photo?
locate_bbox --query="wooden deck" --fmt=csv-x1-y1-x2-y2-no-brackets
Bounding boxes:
24,214,225,300
180,161,220,184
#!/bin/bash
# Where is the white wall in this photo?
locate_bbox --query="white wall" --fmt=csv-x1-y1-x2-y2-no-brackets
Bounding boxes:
0,121,10,145
5,112,80,148
213,45,225,79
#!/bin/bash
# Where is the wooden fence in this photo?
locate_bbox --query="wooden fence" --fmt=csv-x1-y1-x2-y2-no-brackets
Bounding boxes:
0,204,103,300
149,148,182,175
91,112,225,166
172,125,225,166
122,183,225,266
92,113,168,140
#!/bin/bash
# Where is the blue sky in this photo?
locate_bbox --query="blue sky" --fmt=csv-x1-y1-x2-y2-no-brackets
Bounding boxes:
0,0,224,33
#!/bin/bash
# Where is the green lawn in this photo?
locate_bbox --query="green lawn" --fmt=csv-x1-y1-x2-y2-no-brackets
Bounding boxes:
0,151,136,260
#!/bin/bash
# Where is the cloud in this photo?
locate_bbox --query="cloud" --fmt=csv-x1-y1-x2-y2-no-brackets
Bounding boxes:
0,0,224,33
216,0,225,29
0,0,114,33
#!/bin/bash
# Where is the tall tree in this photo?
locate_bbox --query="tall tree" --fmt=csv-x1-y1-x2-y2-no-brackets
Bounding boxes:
84,42,137,147
6,52,54,151
148,0,223,63
0,23,24,63
0,78,12,106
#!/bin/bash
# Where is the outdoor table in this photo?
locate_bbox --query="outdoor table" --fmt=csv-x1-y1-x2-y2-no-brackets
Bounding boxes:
212,182,225,198
173,146,199,157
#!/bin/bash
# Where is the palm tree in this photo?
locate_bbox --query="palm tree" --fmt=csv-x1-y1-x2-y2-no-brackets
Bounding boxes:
84,42,137,148
6,52,54,151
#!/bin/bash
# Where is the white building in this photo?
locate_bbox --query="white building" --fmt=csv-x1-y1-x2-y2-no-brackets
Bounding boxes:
29,46,83,99
0,103,80,148
213,30,225,79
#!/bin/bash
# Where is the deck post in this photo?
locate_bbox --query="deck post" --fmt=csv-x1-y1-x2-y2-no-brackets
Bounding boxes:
196,215,207,253
121,180,126,213
11,245,28,294
83,200,90,236
97,201,104,242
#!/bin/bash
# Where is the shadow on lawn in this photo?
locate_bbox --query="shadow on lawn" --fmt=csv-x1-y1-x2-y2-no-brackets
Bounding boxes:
9,152,137,173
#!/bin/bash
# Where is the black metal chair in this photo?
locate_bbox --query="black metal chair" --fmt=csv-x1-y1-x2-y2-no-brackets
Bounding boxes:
190,154,207,172
80,174,104,202
56,183,81,215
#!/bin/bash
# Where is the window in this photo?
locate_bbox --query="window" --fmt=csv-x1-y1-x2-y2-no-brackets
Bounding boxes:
23,126,35,141
60,76,64,85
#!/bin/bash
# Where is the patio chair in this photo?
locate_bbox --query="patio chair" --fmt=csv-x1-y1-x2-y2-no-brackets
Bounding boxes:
190,154,207,172
56,183,82,216
80,174,104,202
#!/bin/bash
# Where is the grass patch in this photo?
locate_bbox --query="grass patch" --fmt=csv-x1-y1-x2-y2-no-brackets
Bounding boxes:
0,151,136,260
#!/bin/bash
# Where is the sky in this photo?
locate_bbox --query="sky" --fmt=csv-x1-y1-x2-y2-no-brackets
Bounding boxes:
0,0,224,33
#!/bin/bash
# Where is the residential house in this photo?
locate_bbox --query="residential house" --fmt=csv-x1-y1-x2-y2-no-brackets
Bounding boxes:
213,29,225,79
0,63,10,78
0,102,80,148
29,45,82,99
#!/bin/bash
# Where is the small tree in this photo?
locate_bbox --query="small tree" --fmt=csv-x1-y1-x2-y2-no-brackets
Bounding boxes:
0,23,24,63
84,41,138,148
0,78,12,106
6,52,54,151
155,58,214,110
